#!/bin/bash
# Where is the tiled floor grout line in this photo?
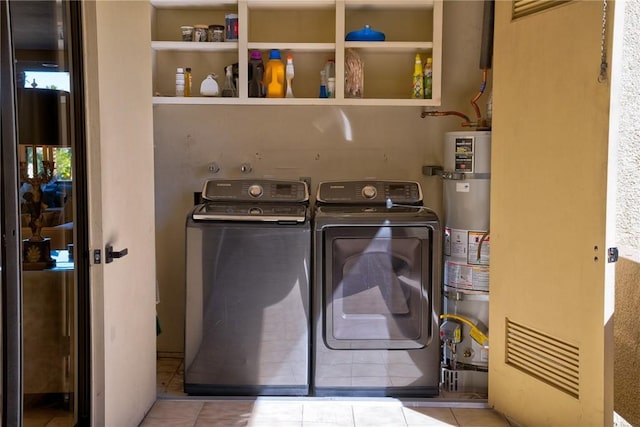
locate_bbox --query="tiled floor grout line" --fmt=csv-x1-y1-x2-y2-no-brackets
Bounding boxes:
450,407,461,427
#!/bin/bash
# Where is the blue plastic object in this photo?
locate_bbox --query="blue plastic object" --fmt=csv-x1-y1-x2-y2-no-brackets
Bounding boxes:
345,25,385,42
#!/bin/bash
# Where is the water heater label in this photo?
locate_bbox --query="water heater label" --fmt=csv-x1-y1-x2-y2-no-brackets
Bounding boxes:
445,261,490,291
456,182,470,192
445,228,467,258
454,137,474,173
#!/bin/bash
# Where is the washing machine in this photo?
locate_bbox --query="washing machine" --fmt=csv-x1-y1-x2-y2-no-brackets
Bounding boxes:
184,179,311,395
312,180,442,397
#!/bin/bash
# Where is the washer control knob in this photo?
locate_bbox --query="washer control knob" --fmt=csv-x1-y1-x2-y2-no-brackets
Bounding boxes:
248,184,263,198
362,185,377,199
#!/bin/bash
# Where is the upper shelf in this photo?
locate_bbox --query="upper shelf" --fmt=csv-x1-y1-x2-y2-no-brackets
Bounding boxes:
151,0,435,8
151,0,236,8
150,0,442,106
152,96,441,106
152,41,238,51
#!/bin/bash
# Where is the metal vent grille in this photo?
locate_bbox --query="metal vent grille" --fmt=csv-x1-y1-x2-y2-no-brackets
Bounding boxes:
512,0,570,20
505,318,580,398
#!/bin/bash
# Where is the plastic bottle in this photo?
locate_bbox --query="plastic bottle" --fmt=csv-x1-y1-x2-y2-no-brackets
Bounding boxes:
411,54,424,99
324,59,335,84
248,50,265,98
263,49,285,98
327,77,335,98
285,55,295,98
221,65,237,97
319,70,328,98
423,57,433,99
184,67,192,97
176,67,185,97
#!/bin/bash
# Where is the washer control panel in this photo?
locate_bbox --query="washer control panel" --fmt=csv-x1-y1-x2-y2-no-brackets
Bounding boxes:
202,179,309,202
317,181,422,205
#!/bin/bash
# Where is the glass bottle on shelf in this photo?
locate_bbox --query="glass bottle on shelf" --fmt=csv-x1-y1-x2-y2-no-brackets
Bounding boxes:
184,67,192,97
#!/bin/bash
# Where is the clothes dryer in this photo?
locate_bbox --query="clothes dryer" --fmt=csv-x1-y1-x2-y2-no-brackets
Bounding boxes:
313,180,441,397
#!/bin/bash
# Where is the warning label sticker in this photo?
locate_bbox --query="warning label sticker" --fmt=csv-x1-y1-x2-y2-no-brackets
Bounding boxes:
444,261,489,291
454,137,474,173
445,228,467,258
467,231,490,265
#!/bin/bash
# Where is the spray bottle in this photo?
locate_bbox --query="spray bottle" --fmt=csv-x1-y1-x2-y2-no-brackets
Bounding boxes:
221,65,237,97
285,54,295,98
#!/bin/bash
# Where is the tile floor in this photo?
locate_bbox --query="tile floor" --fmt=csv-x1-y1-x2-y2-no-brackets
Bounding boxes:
145,357,515,427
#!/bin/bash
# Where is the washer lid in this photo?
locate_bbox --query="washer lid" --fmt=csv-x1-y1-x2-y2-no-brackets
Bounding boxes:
192,203,308,223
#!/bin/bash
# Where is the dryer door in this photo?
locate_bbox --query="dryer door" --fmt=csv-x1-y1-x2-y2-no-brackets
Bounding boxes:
323,225,437,350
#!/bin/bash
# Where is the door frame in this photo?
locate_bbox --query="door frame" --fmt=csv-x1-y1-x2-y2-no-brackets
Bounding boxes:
1,1,24,424
0,1,92,424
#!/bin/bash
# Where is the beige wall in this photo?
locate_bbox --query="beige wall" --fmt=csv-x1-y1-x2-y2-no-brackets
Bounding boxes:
614,1,640,425
154,1,489,353
614,258,640,426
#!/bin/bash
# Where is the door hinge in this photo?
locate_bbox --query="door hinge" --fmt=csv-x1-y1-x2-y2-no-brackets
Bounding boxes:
607,247,619,263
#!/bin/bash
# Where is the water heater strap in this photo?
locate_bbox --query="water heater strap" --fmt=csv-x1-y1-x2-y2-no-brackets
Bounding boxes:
443,172,491,180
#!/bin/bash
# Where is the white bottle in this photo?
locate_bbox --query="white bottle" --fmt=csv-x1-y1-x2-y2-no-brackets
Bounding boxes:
285,55,295,98
327,77,335,98
176,67,185,97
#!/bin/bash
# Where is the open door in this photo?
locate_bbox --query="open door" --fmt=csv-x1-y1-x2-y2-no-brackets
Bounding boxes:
81,1,157,425
489,1,617,425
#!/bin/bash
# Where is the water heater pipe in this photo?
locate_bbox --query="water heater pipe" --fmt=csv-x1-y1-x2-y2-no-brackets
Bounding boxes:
421,0,495,130
440,313,489,345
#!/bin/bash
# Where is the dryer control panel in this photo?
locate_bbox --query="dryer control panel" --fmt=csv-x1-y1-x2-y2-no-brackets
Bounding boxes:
316,180,422,205
202,179,309,203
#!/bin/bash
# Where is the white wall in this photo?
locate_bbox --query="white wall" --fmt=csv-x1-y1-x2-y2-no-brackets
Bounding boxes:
617,0,640,262
155,1,489,353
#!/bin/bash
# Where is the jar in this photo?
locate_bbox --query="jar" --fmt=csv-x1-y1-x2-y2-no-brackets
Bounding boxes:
193,25,208,42
208,25,224,42
181,25,194,42
225,14,238,41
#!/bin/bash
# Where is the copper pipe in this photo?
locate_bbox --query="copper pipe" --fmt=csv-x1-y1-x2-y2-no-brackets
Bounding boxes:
470,69,488,122
421,110,471,125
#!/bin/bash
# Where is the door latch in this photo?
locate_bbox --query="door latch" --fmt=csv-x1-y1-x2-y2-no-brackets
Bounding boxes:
105,245,128,264
607,247,619,263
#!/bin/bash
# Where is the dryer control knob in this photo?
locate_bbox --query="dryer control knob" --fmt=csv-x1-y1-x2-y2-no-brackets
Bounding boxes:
362,185,377,199
248,184,263,198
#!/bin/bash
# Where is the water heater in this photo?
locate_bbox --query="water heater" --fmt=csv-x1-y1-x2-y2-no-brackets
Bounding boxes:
440,130,491,395
443,131,491,291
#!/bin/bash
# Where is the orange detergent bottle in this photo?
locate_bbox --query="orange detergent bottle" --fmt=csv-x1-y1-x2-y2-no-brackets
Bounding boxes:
263,49,285,98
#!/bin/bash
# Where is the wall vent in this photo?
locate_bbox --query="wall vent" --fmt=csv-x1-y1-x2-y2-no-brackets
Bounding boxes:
512,0,571,20
505,318,580,399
